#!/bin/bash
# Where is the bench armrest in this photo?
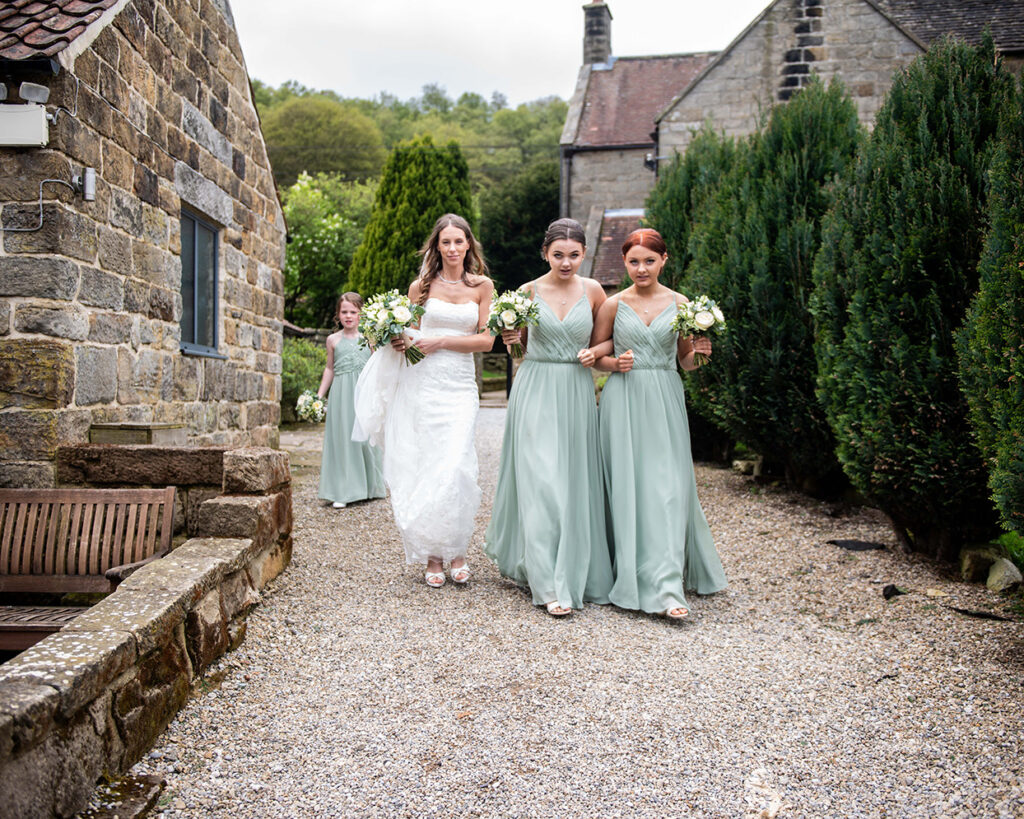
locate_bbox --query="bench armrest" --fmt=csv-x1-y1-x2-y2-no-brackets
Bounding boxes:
104,550,170,584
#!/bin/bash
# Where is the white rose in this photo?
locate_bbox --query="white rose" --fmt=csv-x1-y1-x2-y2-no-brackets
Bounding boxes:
392,306,412,323
375,313,389,328
712,305,725,323
694,311,716,330
500,309,518,328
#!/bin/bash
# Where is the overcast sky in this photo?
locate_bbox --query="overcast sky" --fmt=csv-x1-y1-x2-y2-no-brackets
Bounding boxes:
227,0,772,105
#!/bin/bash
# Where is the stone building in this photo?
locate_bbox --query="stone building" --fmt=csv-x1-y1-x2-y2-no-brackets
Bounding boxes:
0,0,287,487
561,0,1024,289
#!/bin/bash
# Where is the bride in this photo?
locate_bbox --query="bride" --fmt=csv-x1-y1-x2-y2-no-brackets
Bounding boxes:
356,214,494,587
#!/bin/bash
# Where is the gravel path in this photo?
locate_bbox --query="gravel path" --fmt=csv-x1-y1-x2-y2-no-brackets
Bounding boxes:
119,407,1023,818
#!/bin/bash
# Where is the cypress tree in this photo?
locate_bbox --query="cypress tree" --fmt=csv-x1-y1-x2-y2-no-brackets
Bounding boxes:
811,37,1012,559
685,78,861,493
346,136,474,295
957,77,1024,535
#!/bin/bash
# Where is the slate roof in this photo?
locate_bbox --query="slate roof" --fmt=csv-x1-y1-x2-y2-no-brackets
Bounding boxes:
0,0,121,61
590,209,645,288
881,0,1024,53
569,53,715,149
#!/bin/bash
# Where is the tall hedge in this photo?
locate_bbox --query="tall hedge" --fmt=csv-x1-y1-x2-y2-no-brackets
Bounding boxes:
811,37,1012,559
346,136,474,295
957,77,1024,535
684,78,861,493
646,125,737,292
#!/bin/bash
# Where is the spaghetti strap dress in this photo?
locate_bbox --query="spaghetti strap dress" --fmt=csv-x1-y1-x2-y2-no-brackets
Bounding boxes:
318,336,385,505
484,285,613,610
599,302,727,613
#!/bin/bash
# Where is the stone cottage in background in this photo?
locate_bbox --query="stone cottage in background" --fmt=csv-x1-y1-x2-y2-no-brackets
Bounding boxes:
563,0,1024,289
0,0,286,487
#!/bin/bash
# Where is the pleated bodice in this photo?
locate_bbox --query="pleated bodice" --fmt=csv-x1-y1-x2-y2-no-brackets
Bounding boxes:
523,292,592,364
333,337,371,375
613,302,677,369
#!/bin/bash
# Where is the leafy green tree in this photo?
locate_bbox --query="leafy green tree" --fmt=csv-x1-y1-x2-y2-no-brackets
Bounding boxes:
282,173,378,328
479,159,559,291
346,135,474,295
684,78,861,493
811,37,1012,559
957,77,1024,535
261,96,386,188
646,125,737,291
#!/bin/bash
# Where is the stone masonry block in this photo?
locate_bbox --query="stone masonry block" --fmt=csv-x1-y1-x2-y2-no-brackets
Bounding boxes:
0,678,60,754
170,537,259,576
184,587,228,675
247,536,292,588
0,409,58,460
119,552,227,608
56,444,227,486
14,303,90,340
0,629,136,719
222,447,290,494
0,338,74,409
2,204,98,262
220,567,261,620
80,265,126,309
74,345,118,404
0,461,56,489
64,588,187,657
195,494,276,548
0,256,80,300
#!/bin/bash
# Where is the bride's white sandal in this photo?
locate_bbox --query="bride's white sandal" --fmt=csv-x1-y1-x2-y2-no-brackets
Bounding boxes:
425,570,445,588
449,562,470,585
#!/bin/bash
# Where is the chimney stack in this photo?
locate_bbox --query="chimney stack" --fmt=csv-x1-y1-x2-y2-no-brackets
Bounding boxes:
583,1,612,65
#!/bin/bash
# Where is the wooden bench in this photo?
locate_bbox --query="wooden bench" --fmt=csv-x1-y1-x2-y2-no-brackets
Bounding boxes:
0,486,175,650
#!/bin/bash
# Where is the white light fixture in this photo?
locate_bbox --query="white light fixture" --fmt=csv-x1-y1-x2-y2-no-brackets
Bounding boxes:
73,167,96,202
19,82,50,104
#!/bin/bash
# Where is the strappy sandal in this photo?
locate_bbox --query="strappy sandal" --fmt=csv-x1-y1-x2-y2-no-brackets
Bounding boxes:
449,562,470,585
662,605,689,621
545,601,571,617
425,570,445,588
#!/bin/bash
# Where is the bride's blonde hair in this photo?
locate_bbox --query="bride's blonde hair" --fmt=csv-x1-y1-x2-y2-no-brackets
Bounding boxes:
414,213,489,306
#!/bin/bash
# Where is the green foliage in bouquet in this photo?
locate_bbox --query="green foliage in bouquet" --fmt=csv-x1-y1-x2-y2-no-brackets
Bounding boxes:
281,337,326,423
346,135,475,296
811,37,1013,559
957,77,1024,536
686,78,861,494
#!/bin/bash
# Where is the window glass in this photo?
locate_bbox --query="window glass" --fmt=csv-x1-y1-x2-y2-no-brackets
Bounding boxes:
180,211,219,355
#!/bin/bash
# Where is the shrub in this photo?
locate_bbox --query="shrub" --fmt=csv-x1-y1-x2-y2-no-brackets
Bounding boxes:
957,77,1024,535
685,78,861,493
281,337,326,423
811,37,1013,559
346,136,475,296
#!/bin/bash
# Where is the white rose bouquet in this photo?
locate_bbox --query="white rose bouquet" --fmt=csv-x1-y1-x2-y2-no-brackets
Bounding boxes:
670,294,726,366
486,289,540,358
358,290,426,364
296,389,326,423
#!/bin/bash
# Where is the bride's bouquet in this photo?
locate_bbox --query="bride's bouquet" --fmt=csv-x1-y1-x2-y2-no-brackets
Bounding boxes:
487,290,540,358
358,290,426,364
670,295,726,366
296,390,326,423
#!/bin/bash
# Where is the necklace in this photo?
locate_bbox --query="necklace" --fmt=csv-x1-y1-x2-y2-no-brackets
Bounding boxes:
437,272,462,284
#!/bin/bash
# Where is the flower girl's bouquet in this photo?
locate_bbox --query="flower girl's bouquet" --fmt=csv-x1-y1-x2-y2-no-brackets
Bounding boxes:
295,390,326,423
358,290,426,364
670,295,726,366
487,290,540,358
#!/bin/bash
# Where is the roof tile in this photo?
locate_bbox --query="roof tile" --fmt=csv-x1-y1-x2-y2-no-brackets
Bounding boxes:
881,0,1024,53
573,54,716,148
591,212,645,287
0,0,121,61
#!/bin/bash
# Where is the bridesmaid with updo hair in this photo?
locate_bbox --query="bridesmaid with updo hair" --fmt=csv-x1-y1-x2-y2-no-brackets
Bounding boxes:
485,217,614,616
592,227,726,620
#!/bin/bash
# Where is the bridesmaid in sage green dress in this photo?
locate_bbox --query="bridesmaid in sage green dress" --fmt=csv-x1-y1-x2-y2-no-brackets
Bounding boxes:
317,293,385,508
484,218,613,616
592,228,726,620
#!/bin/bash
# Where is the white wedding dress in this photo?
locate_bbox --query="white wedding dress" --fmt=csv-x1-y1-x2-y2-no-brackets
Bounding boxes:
353,298,482,564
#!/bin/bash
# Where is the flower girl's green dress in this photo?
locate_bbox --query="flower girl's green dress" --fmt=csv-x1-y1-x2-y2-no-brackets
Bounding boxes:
599,302,727,613
318,337,385,506
484,287,613,610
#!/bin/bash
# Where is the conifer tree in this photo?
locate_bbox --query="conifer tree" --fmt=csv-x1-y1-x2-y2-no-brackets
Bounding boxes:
346,136,475,295
957,77,1024,535
685,78,861,493
811,37,1012,559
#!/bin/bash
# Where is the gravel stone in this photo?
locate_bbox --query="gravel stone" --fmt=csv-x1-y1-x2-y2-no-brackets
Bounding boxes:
97,405,1023,818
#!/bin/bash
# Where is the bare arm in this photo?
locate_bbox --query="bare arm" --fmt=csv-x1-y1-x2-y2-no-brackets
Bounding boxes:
317,335,338,398
592,296,633,373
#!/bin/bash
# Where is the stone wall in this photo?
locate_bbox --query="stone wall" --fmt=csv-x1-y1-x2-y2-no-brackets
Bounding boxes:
0,447,291,819
0,0,287,488
657,0,923,154
567,148,655,223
